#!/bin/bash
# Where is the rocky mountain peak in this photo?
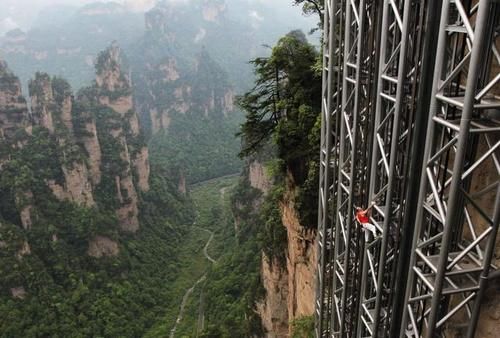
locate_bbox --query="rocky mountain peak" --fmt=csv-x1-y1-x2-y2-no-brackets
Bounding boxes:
201,0,226,22
79,1,127,16
29,73,75,134
0,60,29,140
95,43,131,92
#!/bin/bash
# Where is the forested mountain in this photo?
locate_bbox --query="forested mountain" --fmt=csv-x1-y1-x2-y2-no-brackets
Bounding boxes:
0,2,144,91
1,0,316,93
0,0,317,186
0,47,193,336
199,29,322,336
0,1,322,337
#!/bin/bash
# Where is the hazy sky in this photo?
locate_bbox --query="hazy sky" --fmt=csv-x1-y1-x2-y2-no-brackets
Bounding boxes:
0,0,156,35
0,0,306,36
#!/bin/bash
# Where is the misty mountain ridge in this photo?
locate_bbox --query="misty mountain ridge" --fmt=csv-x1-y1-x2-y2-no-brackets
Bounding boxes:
0,0,316,93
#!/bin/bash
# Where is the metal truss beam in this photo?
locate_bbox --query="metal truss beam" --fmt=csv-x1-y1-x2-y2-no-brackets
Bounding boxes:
357,0,422,336
315,0,500,337
400,0,500,337
316,0,344,335
332,0,380,336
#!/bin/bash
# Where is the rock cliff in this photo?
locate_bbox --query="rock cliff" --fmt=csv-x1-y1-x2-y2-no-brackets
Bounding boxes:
280,183,317,323
30,74,95,207
250,160,316,336
94,44,150,230
256,254,289,338
140,48,235,136
0,60,30,140
0,44,150,237
249,160,272,194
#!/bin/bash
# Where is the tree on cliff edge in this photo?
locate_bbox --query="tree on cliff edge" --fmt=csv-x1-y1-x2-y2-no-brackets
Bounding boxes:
237,30,320,165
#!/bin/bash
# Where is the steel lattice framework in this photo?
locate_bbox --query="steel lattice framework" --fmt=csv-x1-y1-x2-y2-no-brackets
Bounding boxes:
315,0,500,337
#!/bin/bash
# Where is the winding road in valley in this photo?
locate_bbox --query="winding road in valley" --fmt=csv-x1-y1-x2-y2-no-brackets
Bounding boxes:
169,226,216,337
169,176,236,338
188,173,239,189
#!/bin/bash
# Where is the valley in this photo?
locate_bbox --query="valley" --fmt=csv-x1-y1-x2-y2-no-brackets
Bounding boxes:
0,1,320,337
145,176,238,338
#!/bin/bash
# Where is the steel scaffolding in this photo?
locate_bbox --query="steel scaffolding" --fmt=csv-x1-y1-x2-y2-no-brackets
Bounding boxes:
316,0,344,335
400,0,500,336
357,0,423,336
315,0,500,337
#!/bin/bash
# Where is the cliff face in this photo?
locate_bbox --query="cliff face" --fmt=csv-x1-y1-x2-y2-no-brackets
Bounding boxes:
0,48,193,332
256,254,290,338
0,60,29,140
281,182,317,322
78,107,102,185
249,160,272,194
30,74,95,207
134,1,238,137
94,44,150,231
0,44,150,239
249,160,287,336
248,160,316,337
140,48,235,137
0,50,155,300
250,161,316,337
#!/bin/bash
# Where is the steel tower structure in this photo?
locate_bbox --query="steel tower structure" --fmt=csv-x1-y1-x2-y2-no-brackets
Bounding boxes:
315,0,500,337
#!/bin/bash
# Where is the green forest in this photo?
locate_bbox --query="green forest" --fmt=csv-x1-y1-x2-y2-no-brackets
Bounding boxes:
0,1,323,337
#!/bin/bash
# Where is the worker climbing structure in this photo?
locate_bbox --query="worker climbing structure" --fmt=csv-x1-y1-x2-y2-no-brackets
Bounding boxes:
315,0,500,337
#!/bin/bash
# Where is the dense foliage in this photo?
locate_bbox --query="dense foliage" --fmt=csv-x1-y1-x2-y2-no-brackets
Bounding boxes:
0,128,194,336
0,3,324,337
149,112,242,185
199,177,265,337
0,63,195,336
291,316,315,338
189,28,323,338
146,50,243,184
238,30,322,228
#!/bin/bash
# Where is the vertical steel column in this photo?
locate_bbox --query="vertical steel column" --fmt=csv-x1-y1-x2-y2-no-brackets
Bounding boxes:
400,0,500,336
388,1,442,336
330,0,355,333
331,0,378,336
356,0,417,336
315,0,337,335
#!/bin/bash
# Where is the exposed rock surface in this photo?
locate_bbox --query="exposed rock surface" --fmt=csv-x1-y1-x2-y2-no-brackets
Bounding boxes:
115,174,140,232
0,60,29,139
61,164,95,207
249,160,272,194
250,159,314,336
87,235,120,258
29,74,95,207
30,73,55,133
138,36,235,136
0,45,152,265
178,171,186,195
16,191,34,230
95,44,149,231
256,254,289,338
281,186,317,324
15,241,31,260
133,147,151,192
10,287,27,299
159,58,180,81
251,161,316,335
79,110,102,184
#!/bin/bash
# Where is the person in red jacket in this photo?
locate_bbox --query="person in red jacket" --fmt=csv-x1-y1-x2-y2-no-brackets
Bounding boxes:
355,204,377,241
